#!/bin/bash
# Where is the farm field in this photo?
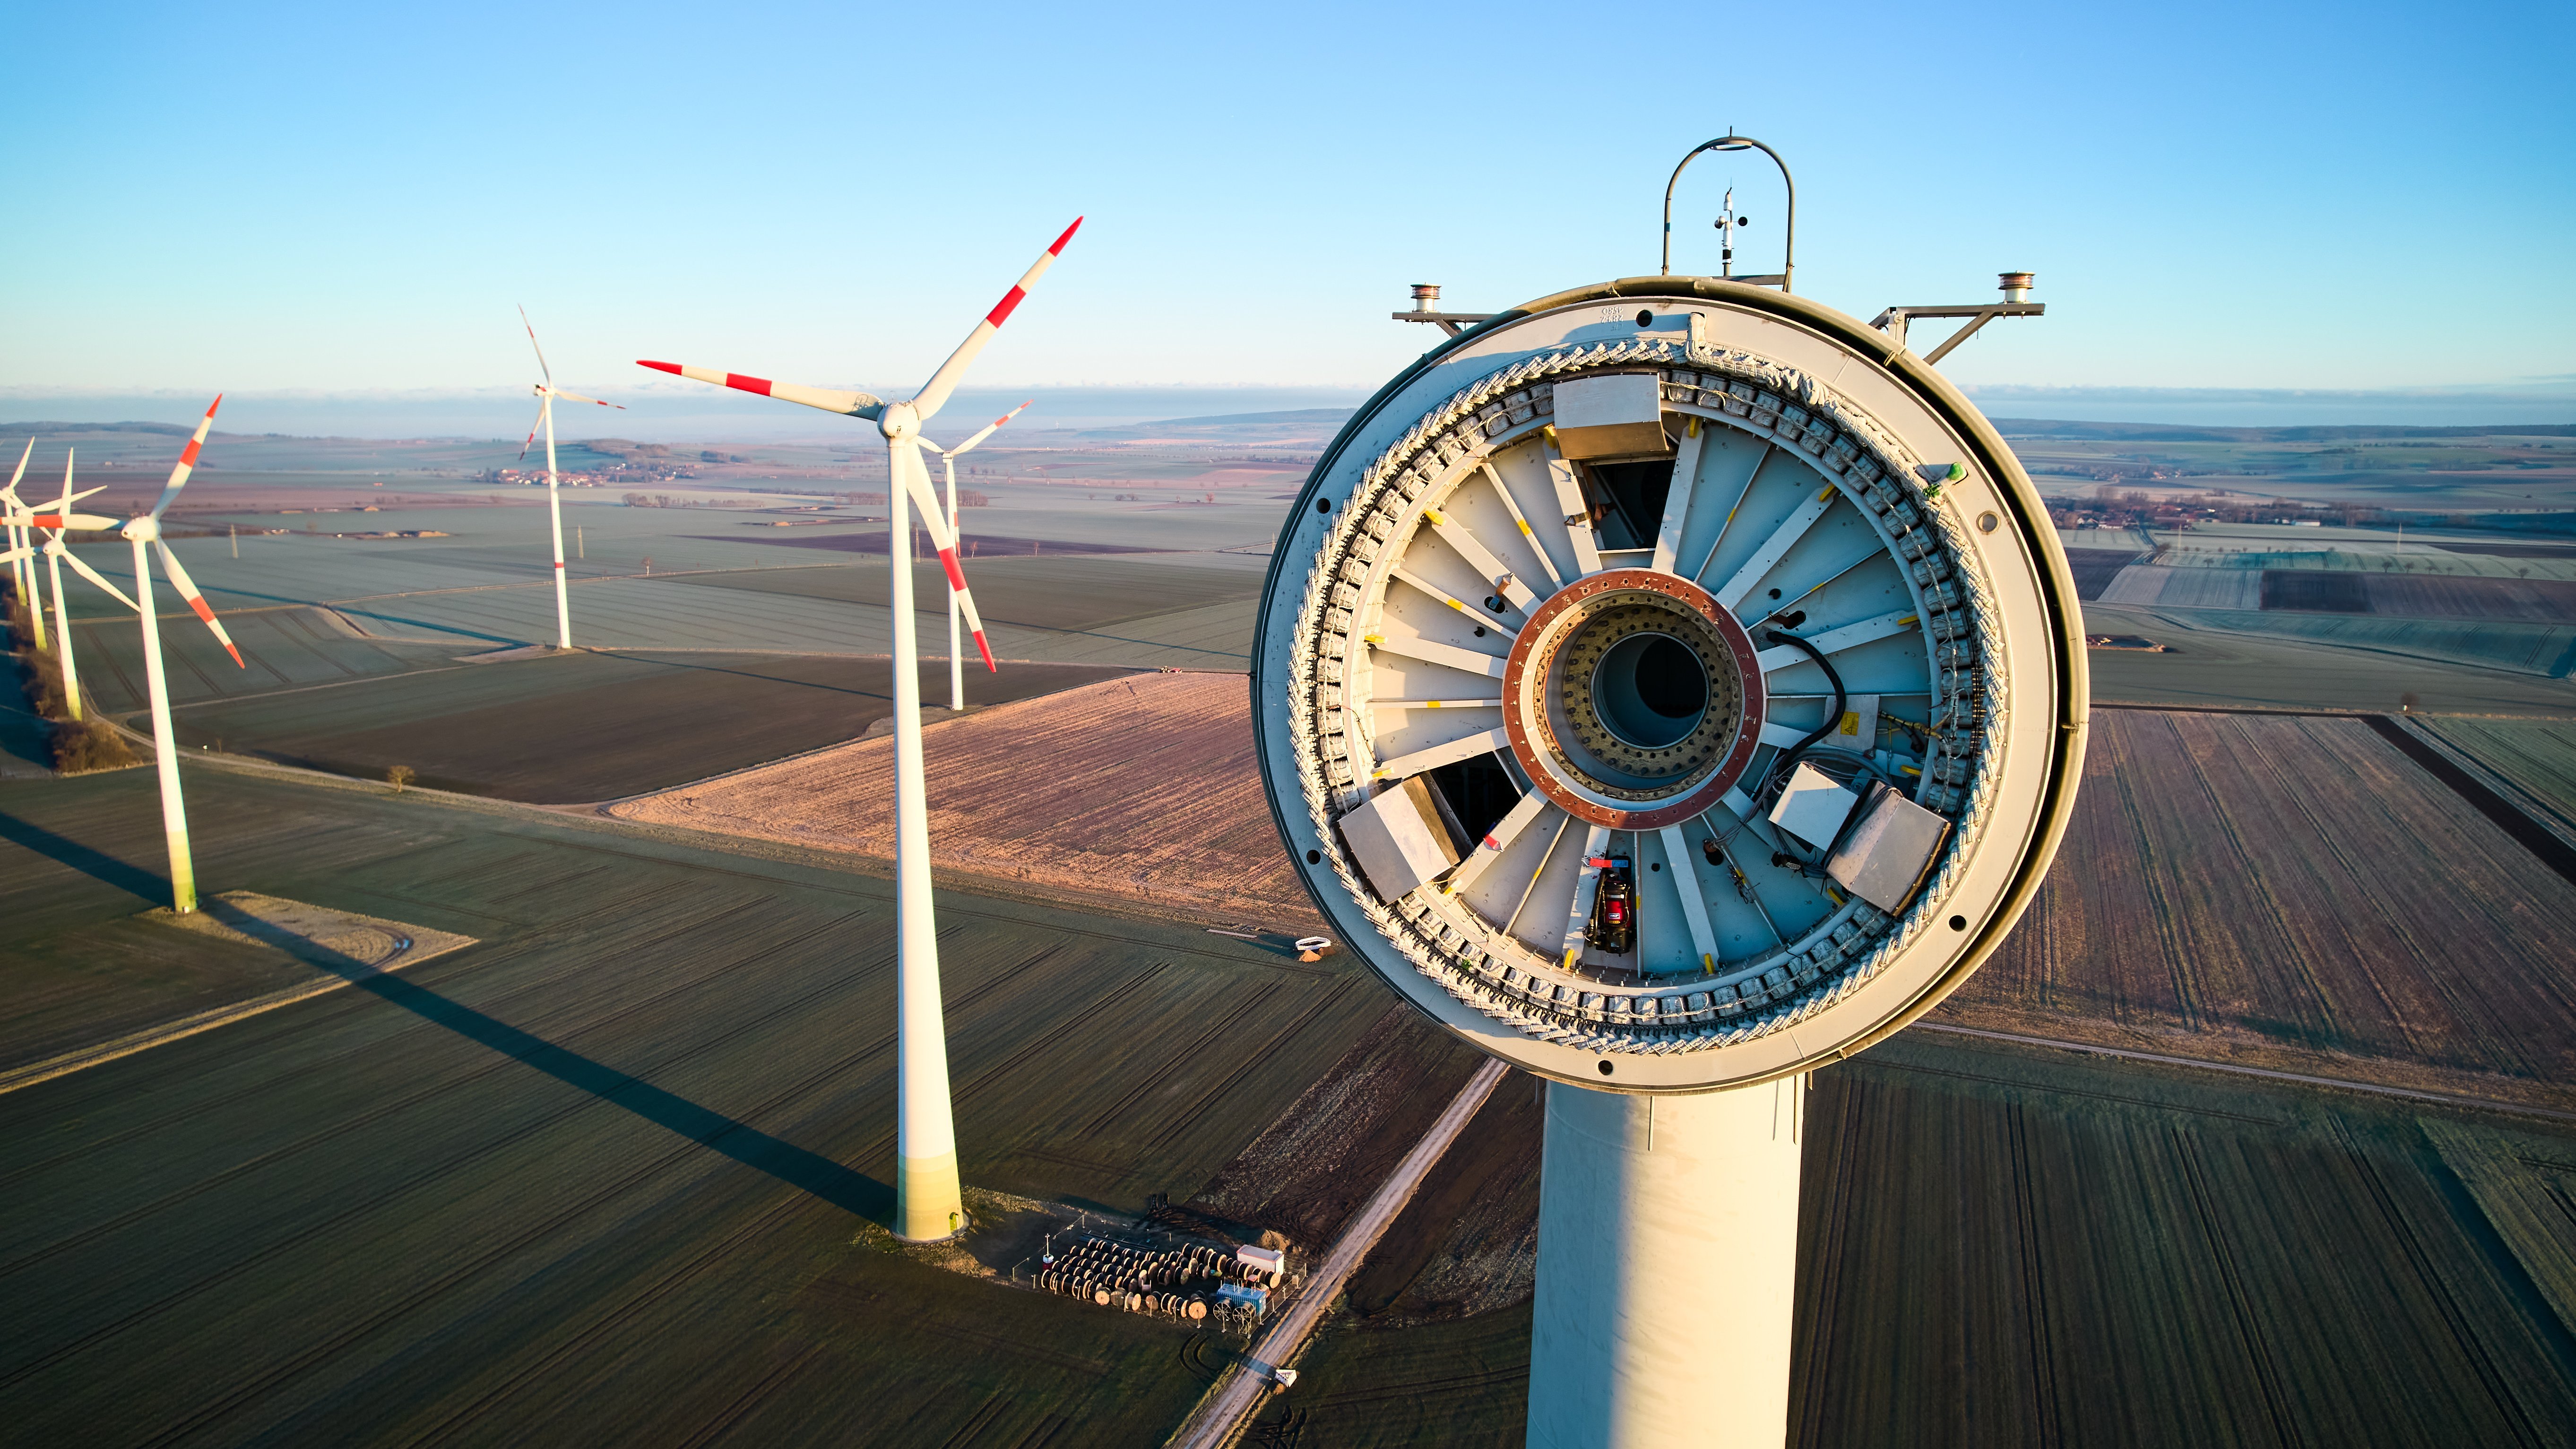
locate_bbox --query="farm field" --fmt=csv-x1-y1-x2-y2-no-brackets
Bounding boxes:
1253,1032,2576,1448
664,554,1266,636
2078,601,2576,711
616,670,1315,926
144,652,1139,802
1946,708,2576,1108
61,535,1265,668
628,674,2576,1107
0,763,1383,1448
2425,717,2576,835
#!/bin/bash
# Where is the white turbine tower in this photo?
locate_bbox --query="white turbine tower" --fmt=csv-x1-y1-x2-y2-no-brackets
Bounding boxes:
518,308,623,650
121,399,248,914
26,451,135,723
919,399,1029,710
638,217,1081,1241
1254,138,2077,1448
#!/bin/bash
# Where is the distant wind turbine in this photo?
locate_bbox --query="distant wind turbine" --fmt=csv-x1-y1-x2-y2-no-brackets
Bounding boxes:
121,399,248,913
519,308,622,650
638,217,1081,1241
2,442,47,652
28,450,136,723
919,400,1029,710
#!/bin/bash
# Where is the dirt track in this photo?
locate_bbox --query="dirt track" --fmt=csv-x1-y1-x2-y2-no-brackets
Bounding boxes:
612,670,1319,928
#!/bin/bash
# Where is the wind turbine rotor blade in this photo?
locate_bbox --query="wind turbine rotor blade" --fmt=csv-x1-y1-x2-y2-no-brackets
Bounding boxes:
635,361,884,419
61,549,140,612
0,545,30,564
908,218,1081,421
949,399,1033,458
148,395,223,521
546,388,623,409
519,304,553,384
152,540,244,668
31,513,119,530
518,398,548,462
895,443,995,671
4,438,28,499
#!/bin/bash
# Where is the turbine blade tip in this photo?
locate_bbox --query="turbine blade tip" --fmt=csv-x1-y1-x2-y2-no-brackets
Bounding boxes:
1050,217,1083,253
637,360,681,375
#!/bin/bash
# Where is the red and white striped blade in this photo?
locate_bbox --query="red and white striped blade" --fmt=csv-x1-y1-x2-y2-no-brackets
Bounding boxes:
949,399,1032,458
895,443,995,671
518,396,548,462
546,386,622,409
519,305,553,386
61,548,139,612
148,396,223,522
908,219,1081,422
153,539,243,668
636,361,885,419
30,512,118,530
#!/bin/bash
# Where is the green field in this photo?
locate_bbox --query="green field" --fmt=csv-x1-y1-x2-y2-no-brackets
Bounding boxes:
2425,718,2576,834
143,652,1137,801
2080,602,2576,714
0,763,1382,1446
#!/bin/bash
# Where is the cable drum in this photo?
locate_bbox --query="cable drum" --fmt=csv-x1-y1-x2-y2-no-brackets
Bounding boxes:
1253,281,2086,1091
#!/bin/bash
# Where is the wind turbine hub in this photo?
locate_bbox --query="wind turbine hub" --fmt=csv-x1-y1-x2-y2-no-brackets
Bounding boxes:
1508,571,1761,824
879,403,921,441
123,517,159,543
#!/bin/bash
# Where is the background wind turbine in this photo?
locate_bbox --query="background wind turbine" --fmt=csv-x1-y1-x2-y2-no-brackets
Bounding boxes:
519,307,622,650
2,442,48,652
919,400,1029,710
28,451,134,723
637,216,1080,1241
121,398,246,914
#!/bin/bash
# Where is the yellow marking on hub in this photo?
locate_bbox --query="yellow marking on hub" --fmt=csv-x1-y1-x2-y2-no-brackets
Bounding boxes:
1899,614,1919,625
1363,632,1385,645
1815,485,1835,502
1702,953,1715,974
1424,508,1447,525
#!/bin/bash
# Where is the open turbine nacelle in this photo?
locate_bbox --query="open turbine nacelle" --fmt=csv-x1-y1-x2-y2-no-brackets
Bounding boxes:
1253,281,2088,1093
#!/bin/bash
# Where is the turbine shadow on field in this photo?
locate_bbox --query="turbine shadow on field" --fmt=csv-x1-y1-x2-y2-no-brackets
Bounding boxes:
0,807,171,902
199,897,896,1223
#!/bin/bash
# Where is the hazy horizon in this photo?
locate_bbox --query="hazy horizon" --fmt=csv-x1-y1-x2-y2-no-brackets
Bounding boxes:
4,381,2568,445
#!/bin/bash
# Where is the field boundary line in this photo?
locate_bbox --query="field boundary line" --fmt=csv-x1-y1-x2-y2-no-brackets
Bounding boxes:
1166,1056,1513,1449
1914,1023,2576,1123
0,932,476,1098
2360,715,2576,888
2386,715,2576,859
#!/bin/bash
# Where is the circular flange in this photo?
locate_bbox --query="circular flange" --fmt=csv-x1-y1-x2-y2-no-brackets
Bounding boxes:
1251,278,2088,1091
1503,568,1764,830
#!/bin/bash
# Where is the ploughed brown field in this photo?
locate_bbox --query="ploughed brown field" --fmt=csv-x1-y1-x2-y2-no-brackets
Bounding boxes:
614,670,1320,929
626,675,2576,1105
1951,708,2576,1108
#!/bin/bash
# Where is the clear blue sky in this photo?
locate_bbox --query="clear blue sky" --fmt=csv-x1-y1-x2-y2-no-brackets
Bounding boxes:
5,0,2569,412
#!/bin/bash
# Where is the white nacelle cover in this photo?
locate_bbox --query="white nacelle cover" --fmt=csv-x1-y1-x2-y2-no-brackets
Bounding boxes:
1550,372,1670,461
1338,776,1460,900
1828,783,1953,912
1768,763,1857,850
